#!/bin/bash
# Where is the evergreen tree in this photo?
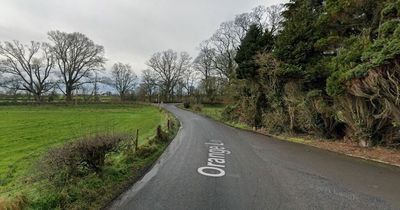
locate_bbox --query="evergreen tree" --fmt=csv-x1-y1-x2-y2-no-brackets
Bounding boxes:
235,24,273,81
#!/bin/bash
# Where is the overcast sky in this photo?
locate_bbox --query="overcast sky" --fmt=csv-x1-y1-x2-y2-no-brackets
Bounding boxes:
0,0,286,74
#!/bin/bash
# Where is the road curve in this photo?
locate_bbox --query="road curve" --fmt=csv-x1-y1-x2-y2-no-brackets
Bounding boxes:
110,104,400,210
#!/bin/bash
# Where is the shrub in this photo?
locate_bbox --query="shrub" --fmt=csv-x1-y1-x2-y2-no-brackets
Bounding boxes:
222,104,239,122
40,134,123,185
74,135,123,173
183,101,191,108
263,110,289,134
135,144,159,159
193,104,203,112
155,126,169,143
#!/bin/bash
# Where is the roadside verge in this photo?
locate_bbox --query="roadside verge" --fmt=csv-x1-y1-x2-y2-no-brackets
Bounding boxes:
107,105,183,209
177,104,400,168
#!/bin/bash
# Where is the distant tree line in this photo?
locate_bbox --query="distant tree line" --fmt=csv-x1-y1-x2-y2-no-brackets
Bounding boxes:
0,31,139,103
202,0,400,148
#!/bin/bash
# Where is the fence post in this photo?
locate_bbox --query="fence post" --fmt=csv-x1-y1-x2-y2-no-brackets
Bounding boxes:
157,125,162,139
135,129,139,151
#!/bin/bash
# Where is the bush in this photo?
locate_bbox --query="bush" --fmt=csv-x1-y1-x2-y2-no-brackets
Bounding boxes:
222,104,239,122
183,101,191,108
74,135,123,172
155,126,170,143
193,104,203,112
40,134,123,185
135,144,159,158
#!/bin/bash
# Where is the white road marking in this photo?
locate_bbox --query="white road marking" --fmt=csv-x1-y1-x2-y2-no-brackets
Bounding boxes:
197,140,230,177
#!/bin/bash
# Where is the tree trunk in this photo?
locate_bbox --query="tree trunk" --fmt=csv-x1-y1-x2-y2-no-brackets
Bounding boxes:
66,88,73,102
35,93,42,103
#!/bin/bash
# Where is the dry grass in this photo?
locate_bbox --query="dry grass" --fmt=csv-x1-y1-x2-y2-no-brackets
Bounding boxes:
0,194,28,210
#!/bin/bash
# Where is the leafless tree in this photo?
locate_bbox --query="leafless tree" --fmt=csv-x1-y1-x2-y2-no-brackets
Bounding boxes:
1,75,21,98
146,49,191,102
111,62,138,101
91,72,101,102
234,5,283,35
203,4,283,81
266,4,284,34
194,42,217,99
0,71,4,88
234,6,267,37
140,69,158,102
181,66,198,97
0,41,54,102
48,30,105,102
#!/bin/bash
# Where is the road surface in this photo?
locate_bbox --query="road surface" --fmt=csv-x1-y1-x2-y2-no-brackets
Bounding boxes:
110,104,400,210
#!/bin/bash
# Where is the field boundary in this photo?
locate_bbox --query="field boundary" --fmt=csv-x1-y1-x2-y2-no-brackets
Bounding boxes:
106,105,182,209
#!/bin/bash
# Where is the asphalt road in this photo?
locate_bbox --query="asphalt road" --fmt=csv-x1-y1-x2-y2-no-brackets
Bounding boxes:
110,104,400,210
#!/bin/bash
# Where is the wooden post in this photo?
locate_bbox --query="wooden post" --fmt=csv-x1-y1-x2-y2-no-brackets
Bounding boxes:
135,129,139,151
167,119,170,131
157,125,162,139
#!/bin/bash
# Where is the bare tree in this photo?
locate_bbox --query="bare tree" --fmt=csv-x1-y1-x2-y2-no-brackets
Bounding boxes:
203,4,282,81
266,4,284,34
1,75,21,100
181,66,198,97
0,41,54,102
194,42,217,99
207,21,241,80
140,69,158,102
0,70,4,89
48,30,105,102
146,49,191,102
111,62,137,101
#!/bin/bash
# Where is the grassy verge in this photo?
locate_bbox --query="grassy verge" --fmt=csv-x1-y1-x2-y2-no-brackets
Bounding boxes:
178,104,250,130
0,104,179,209
178,103,400,167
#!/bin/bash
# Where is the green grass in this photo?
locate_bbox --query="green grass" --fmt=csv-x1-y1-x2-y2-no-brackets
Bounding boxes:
180,104,250,130
200,104,224,121
0,104,165,195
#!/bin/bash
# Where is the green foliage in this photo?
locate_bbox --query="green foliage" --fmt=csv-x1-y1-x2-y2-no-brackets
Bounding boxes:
222,104,239,122
381,1,400,20
327,1,400,96
135,144,160,159
326,35,372,96
379,20,400,38
275,0,325,66
235,24,273,80
225,0,400,146
192,104,203,112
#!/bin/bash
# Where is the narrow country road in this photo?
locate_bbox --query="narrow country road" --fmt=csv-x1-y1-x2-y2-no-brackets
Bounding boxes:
110,104,400,210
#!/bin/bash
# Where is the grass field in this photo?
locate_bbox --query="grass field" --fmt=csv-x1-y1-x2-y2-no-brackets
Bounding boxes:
0,104,165,194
